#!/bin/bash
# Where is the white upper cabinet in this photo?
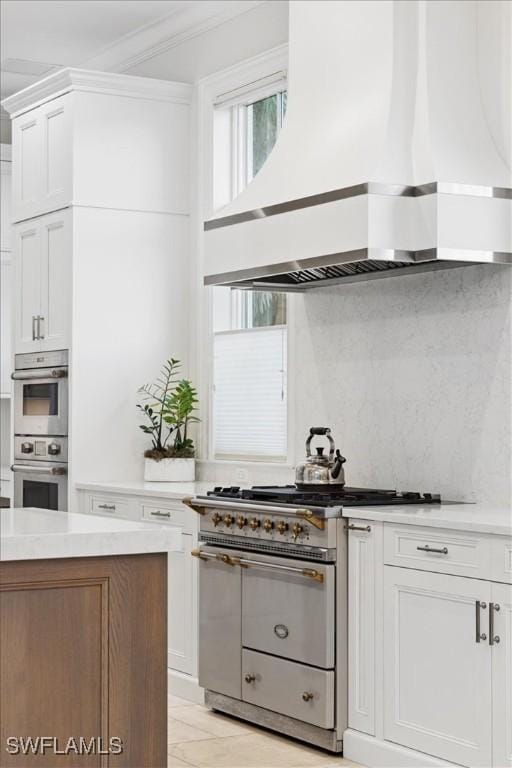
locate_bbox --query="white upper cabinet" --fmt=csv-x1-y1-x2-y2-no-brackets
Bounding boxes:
14,209,71,354
11,94,72,222
5,70,192,224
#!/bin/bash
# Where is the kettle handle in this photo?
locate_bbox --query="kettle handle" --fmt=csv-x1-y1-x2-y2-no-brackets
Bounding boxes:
306,427,335,459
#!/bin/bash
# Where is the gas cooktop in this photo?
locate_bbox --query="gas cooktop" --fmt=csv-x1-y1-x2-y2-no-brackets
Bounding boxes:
207,485,441,507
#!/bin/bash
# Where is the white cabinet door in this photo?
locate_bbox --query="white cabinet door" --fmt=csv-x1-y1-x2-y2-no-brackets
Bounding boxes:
0,259,12,392
39,209,71,352
14,220,41,353
348,522,375,735
14,210,71,354
384,567,492,767
12,94,72,222
168,533,197,676
492,582,512,768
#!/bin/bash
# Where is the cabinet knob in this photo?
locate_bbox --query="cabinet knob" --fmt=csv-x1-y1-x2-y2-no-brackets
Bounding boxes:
244,674,256,684
302,692,314,702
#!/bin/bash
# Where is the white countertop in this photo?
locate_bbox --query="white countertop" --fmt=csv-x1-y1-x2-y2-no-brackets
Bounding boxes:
75,479,213,500
345,503,512,537
0,508,182,561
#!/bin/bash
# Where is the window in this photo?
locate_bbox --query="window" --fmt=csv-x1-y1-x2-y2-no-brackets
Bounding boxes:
211,78,288,462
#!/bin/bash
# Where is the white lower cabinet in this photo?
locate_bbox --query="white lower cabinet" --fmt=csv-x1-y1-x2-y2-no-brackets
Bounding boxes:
168,533,197,675
492,582,512,768
383,567,492,767
347,519,512,768
77,489,198,685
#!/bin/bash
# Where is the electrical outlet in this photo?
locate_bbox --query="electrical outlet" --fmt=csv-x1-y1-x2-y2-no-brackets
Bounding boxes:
235,468,249,483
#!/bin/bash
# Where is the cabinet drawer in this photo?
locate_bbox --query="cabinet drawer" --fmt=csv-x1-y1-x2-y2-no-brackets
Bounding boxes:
89,495,134,520
241,649,334,729
141,503,189,530
492,537,512,584
384,524,492,579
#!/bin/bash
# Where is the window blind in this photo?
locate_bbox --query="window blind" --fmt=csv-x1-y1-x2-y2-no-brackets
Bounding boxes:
213,326,287,460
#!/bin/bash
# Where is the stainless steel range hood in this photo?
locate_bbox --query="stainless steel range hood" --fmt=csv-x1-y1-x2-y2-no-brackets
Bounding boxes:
204,1,512,291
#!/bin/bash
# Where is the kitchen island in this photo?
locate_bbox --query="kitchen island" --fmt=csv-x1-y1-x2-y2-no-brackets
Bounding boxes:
0,508,181,767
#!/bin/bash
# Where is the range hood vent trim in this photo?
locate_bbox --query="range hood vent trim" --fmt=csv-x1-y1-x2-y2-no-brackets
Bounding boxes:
204,182,512,232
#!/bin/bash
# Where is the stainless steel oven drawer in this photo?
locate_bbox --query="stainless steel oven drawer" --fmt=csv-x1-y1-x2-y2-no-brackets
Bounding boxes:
241,649,335,729
241,552,335,668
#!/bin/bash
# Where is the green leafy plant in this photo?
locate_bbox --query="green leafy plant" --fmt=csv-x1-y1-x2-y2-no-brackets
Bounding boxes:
137,358,200,460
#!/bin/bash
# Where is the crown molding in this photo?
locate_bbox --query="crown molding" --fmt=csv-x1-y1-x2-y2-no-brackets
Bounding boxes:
83,1,266,74
1,68,192,117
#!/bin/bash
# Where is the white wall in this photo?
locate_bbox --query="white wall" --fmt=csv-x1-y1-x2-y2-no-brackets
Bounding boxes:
291,266,512,506
127,1,289,83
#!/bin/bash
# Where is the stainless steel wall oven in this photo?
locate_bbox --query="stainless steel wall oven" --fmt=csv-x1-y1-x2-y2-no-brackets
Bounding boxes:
12,351,69,511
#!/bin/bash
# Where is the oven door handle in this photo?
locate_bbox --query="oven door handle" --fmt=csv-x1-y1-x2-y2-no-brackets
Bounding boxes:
11,368,68,380
191,549,324,583
183,497,330,530
237,557,324,583
11,464,67,476
191,548,240,566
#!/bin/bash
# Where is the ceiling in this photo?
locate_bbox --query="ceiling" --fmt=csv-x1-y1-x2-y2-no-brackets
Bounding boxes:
0,0,265,100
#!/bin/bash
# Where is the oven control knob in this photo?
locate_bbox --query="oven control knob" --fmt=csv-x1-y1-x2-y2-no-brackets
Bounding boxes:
236,515,247,529
263,519,274,533
277,521,289,535
292,522,304,541
21,442,34,454
249,518,260,531
223,514,234,527
47,442,61,456
212,512,223,527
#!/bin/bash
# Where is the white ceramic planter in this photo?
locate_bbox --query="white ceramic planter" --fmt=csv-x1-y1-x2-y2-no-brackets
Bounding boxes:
144,457,195,482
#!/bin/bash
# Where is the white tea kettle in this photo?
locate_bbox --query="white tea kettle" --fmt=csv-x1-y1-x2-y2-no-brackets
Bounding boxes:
295,427,346,488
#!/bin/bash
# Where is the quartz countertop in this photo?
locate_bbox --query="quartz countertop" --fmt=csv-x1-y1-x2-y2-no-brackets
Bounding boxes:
75,479,213,500
344,503,512,537
0,508,182,561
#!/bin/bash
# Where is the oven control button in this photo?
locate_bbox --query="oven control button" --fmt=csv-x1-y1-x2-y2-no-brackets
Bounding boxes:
21,442,34,454
276,521,289,535
236,515,247,529
292,522,304,541
263,518,274,533
48,442,61,456
212,512,223,527
223,514,234,527
249,518,260,531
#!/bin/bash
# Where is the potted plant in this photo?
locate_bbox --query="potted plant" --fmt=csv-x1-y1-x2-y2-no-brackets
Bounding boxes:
137,358,199,482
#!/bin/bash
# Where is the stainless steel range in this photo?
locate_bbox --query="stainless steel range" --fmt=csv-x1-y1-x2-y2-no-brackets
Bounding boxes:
184,474,440,753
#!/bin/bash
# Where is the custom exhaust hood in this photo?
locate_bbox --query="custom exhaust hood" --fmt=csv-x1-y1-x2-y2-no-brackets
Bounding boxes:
204,1,512,291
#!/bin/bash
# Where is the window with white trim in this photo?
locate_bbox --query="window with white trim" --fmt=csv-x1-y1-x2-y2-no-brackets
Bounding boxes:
211,75,288,462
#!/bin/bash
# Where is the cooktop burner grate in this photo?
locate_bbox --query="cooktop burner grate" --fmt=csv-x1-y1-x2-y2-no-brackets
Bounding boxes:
207,485,441,507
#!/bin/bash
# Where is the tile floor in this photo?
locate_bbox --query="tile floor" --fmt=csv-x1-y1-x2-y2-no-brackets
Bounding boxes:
168,694,362,768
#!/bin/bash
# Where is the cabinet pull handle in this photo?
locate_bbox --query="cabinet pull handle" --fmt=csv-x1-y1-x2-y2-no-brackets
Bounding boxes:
37,316,44,340
489,603,501,645
98,503,116,511
476,600,487,643
347,524,371,532
150,510,171,518
417,544,448,555
32,316,37,341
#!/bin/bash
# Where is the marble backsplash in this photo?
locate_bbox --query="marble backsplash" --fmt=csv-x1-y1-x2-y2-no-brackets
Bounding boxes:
290,264,512,506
